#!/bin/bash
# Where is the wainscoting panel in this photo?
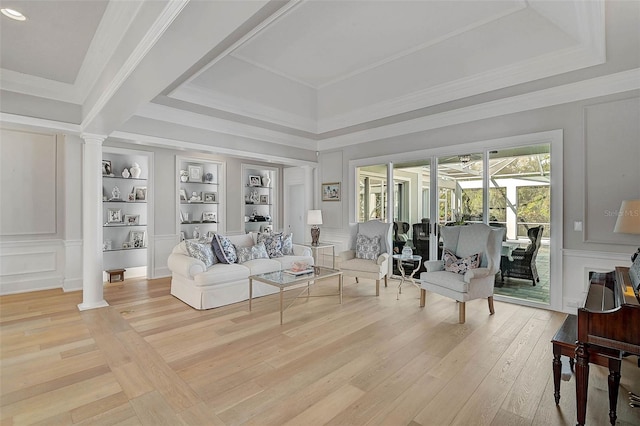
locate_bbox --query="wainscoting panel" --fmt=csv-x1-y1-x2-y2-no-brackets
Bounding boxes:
153,234,178,278
63,240,83,292
561,249,632,313
0,240,64,295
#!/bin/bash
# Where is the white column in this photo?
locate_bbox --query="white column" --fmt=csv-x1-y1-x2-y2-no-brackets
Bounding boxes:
78,133,109,311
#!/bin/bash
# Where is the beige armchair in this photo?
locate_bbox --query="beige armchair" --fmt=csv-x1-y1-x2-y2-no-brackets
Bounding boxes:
338,220,393,296
419,223,505,323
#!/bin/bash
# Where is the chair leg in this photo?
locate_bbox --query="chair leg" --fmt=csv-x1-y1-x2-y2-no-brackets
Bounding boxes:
355,277,359,284
488,296,495,315
375,279,380,296
384,275,387,287
419,289,426,307
459,302,466,324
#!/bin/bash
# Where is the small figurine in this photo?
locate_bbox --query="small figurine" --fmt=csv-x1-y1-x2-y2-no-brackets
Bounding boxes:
190,191,201,202
111,186,121,200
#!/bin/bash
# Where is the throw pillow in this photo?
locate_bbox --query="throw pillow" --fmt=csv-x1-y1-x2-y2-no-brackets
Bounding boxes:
235,243,270,263
281,233,293,255
257,233,283,258
235,246,252,263
251,242,270,259
442,248,481,274
185,240,216,268
212,234,237,264
355,233,381,260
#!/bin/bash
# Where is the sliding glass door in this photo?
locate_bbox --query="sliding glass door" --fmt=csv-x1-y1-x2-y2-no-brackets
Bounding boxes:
355,142,553,305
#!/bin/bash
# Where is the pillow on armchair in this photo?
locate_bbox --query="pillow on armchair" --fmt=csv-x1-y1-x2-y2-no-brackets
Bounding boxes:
356,234,381,260
442,248,481,274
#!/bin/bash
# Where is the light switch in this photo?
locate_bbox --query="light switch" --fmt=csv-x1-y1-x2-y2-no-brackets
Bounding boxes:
574,221,583,231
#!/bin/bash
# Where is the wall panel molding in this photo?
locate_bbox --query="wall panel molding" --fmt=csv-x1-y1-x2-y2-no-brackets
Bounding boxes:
153,234,177,278
0,239,65,295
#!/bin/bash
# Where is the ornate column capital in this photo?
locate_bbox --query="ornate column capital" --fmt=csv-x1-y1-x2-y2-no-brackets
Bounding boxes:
80,133,106,145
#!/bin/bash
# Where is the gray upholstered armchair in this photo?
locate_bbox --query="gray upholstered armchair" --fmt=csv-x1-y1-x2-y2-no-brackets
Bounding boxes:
338,220,393,296
419,223,505,323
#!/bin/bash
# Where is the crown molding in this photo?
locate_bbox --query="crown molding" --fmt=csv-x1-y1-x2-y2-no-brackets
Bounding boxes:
0,113,81,134
170,84,318,134
109,130,317,167
136,102,317,149
81,0,190,130
319,68,640,150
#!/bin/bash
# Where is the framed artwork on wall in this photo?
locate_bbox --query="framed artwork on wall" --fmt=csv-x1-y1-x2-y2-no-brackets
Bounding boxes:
322,182,341,201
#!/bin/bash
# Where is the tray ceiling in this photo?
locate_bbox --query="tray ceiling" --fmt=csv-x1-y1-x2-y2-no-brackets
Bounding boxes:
0,0,625,153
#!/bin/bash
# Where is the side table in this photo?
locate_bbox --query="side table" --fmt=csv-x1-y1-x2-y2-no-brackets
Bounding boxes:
392,254,422,299
301,242,335,269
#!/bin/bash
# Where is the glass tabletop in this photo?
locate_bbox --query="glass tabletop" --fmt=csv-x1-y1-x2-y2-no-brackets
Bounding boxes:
392,254,422,261
250,266,341,288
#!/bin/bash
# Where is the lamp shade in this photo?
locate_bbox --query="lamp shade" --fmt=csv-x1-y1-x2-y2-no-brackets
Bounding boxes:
614,199,640,234
307,210,323,225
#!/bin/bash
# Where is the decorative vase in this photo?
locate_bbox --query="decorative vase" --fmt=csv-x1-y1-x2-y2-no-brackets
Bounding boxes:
130,163,141,179
180,170,188,182
121,168,130,178
262,173,271,187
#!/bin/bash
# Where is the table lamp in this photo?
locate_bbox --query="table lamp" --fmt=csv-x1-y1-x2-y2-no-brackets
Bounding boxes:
614,199,640,261
307,210,323,246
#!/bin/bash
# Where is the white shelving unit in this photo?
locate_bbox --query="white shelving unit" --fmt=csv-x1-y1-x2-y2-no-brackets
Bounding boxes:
242,164,277,234
102,149,152,279
177,157,224,240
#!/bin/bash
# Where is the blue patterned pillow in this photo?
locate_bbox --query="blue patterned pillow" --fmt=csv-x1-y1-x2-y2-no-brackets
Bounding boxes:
257,233,283,258
251,242,269,259
212,234,237,264
281,233,293,255
355,234,380,260
185,240,216,268
443,248,480,274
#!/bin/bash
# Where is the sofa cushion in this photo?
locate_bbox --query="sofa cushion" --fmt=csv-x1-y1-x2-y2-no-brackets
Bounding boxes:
443,248,480,274
243,258,282,275
227,233,254,248
355,233,380,260
257,233,283,258
213,234,238,264
193,263,249,287
184,240,217,268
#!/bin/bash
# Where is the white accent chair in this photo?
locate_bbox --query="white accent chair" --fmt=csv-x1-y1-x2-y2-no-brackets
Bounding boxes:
419,223,505,323
338,220,393,296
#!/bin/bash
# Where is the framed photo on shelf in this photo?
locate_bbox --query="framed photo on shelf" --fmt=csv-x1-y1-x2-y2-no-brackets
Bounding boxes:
248,175,262,187
203,192,217,203
202,211,216,222
129,230,146,248
107,208,122,223
179,189,188,201
102,160,112,176
188,165,203,182
124,214,140,225
322,182,341,201
133,186,147,201
259,194,269,204
128,193,135,202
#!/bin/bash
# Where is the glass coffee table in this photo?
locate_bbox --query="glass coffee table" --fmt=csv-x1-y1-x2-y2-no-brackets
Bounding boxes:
249,267,343,324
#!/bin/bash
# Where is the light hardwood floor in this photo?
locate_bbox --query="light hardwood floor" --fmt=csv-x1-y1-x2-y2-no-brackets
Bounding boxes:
1,277,639,425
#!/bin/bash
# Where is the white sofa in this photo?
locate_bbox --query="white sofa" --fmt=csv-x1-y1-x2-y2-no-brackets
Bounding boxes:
167,232,314,310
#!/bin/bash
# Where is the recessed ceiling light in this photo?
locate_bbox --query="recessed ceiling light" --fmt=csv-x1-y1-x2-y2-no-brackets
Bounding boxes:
1,8,27,21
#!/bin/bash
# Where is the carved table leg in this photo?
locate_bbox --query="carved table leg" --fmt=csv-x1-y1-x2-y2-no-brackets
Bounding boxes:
553,352,562,404
607,358,621,426
575,343,589,426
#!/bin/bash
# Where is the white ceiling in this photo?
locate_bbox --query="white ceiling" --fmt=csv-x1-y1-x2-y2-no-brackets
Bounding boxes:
0,0,636,161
